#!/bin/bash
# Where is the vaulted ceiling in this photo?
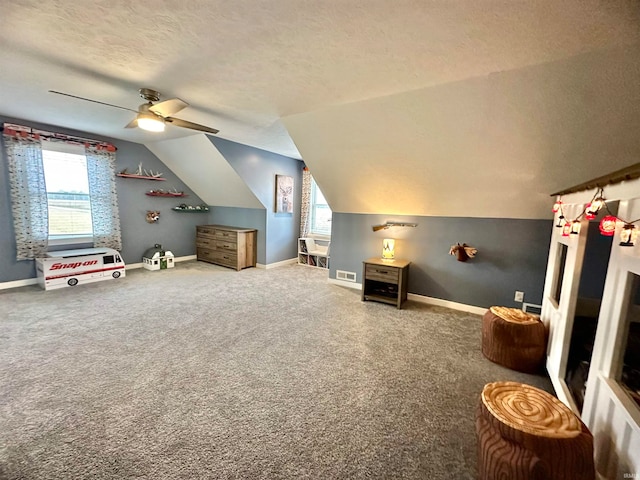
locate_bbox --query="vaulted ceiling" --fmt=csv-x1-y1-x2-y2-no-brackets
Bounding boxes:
2,1,639,218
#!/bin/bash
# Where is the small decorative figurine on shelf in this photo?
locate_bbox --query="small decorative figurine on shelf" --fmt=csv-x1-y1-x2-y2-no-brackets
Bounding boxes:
172,203,209,212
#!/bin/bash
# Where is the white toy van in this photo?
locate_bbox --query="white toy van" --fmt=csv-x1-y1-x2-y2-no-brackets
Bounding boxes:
36,247,126,290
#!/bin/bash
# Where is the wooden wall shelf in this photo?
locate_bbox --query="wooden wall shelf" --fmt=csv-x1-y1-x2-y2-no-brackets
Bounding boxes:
116,173,166,181
173,206,209,212
146,192,187,197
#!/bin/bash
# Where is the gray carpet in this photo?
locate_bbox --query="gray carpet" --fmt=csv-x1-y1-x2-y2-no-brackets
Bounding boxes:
0,262,552,479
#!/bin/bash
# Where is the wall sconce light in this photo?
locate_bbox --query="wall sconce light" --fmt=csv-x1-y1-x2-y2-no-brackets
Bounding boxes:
599,215,617,236
620,224,637,246
382,238,395,259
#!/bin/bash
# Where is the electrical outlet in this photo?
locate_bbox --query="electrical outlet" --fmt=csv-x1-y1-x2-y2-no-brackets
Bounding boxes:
514,291,524,302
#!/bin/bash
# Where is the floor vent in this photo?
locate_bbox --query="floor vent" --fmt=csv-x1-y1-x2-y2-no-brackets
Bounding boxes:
336,270,357,282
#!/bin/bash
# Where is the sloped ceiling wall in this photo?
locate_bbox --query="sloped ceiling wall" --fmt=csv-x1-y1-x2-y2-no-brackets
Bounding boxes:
283,43,640,220
145,135,263,209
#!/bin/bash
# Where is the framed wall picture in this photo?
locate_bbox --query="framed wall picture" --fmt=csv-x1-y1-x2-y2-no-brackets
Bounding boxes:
275,175,294,213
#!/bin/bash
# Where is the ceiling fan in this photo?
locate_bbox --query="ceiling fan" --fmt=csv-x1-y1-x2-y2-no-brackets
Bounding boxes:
49,88,219,134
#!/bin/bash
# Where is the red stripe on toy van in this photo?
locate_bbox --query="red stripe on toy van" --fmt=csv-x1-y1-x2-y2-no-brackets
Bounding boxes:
45,266,124,281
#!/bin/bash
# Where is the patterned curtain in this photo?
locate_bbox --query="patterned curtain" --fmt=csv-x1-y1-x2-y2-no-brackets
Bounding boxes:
300,167,312,238
3,133,49,260
85,146,122,251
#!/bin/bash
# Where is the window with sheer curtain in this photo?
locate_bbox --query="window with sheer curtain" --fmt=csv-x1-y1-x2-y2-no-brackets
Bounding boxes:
3,124,122,260
310,178,331,236
300,167,331,238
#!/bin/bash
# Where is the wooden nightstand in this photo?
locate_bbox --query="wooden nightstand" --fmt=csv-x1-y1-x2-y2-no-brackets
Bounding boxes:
361,257,410,309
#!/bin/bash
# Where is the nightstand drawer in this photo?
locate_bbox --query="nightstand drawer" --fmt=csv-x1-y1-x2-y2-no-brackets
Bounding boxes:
365,264,399,284
362,258,410,309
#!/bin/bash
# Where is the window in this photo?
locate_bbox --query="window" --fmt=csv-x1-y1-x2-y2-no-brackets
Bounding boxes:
553,243,569,305
4,123,121,260
617,272,640,410
310,178,331,235
41,141,93,243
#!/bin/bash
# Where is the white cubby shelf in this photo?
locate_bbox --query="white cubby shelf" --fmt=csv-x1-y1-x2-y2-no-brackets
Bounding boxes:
298,237,330,270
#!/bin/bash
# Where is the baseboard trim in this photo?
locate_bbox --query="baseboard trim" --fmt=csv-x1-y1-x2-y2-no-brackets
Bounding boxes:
328,279,486,315
0,277,39,290
407,293,486,315
0,255,199,290
256,258,298,269
328,278,362,290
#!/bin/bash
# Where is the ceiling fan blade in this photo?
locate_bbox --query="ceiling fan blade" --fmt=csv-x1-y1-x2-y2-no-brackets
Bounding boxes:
49,90,138,113
149,98,188,117
165,117,219,134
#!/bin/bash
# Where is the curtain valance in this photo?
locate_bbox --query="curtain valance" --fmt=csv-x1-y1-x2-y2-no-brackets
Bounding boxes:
2,123,116,152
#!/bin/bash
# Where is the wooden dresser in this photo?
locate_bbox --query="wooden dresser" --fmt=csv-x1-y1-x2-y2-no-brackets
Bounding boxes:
196,225,257,271
361,257,410,309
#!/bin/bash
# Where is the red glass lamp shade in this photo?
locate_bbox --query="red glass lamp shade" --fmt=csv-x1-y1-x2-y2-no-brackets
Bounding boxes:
599,215,617,236
562,222,571,236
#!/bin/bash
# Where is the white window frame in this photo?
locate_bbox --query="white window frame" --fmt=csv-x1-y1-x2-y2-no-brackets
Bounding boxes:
310,178,331,237
41,140,94,246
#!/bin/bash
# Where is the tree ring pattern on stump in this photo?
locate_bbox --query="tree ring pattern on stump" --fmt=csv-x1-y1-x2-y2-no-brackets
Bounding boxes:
489,306,540,325
481,381,580,438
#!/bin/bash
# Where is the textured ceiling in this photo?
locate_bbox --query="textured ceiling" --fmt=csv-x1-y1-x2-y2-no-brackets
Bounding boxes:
1,1,640,159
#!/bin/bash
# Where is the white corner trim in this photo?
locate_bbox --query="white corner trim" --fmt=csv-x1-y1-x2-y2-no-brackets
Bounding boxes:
328,277,362,290
256,258,298,269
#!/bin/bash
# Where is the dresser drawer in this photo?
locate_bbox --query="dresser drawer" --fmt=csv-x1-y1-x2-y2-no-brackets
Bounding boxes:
197,226,217,236
365,264,399,284
215,229,237,241
197,248,237,267
196,236,216,248
215,240,237,252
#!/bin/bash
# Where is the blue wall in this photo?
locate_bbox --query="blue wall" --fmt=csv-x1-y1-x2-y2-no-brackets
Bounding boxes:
330,213,552,309
209,207,267,264
0,115,207,283
209,137,303,264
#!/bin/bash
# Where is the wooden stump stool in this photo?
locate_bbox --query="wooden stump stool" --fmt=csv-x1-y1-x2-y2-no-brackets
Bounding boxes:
476,381,595,480
482,306,546,373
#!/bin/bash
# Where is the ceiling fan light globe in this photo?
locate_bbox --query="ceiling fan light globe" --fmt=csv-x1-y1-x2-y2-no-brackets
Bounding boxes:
137,114,165,132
